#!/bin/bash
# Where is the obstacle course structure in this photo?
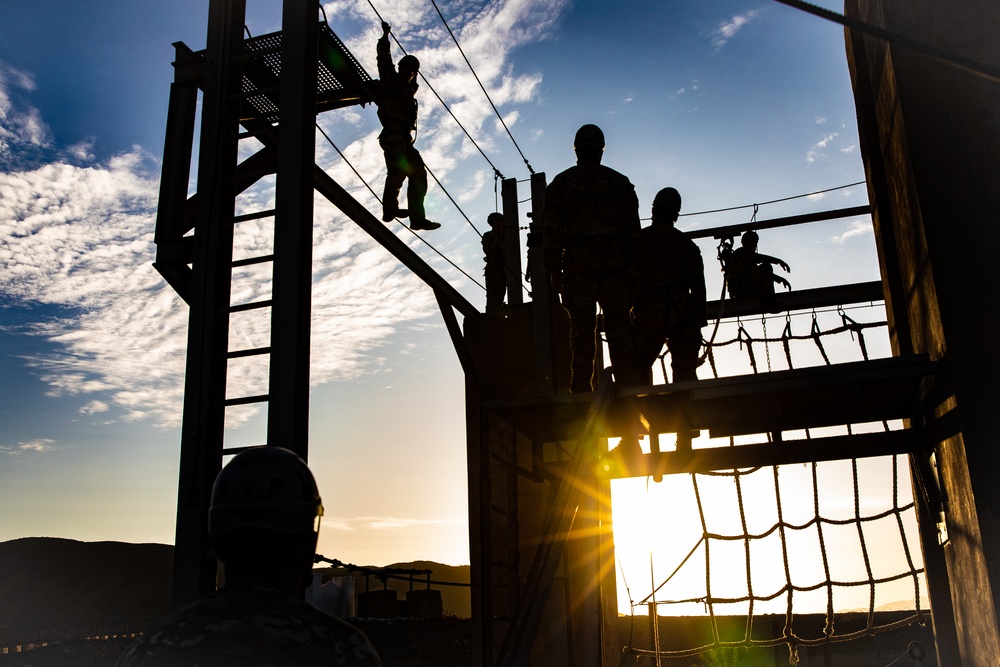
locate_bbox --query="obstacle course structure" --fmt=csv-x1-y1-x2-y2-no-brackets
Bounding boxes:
153,1,999,665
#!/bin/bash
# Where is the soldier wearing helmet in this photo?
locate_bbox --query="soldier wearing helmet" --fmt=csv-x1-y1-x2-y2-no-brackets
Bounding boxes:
543,124,643,391
482,212,507,311
633,187,707,384
374,21,439,231
117,447,382,666
721,229,791,300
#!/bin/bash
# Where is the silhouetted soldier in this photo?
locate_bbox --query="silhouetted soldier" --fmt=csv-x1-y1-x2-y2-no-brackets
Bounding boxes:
721,230,790,300
483,212,506,311
633,187,707,383
117,447,382,666
374,21,439,231
543,124,642,392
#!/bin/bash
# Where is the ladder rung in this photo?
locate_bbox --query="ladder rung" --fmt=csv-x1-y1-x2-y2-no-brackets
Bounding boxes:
224,394,269,407
229,299,272,313
232,254,274,268
227,346,271,359
234,208,276,223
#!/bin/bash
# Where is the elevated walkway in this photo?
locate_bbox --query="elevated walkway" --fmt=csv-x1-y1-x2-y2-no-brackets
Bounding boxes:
486,354,941,478
238,23,375,121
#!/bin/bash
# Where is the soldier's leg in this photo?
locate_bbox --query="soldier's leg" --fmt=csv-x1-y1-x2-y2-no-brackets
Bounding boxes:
405,145,428,222
600,274,642,387
668,323,702,383
669,322,703,450
380,138,409,222
632,294,669,385
484,268,506,310
563,273,598,393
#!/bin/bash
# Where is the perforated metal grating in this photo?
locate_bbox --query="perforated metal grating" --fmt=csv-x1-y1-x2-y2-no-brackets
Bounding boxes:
239,23,373,121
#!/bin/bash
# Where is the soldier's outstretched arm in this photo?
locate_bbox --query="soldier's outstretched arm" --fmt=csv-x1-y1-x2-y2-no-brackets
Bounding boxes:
376,23,394,79
775,275,791,290
759,253,790,273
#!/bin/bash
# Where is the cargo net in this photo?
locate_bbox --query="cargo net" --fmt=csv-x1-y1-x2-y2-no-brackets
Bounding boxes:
612,305,930,665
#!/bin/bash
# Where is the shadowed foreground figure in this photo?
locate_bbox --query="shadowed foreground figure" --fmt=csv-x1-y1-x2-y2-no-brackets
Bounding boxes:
721,230,791,300
543,124,642,392
633,187,707,384
482,212,506,311
117,447,382,666
374,21,439,231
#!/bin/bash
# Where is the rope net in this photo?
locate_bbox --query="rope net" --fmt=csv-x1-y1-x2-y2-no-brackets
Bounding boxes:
611,304,929,665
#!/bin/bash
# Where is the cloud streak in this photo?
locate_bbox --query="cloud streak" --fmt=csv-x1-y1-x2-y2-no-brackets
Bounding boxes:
711,10,760,51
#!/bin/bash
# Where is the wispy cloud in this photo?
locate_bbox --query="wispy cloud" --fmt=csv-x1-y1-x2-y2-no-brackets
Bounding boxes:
323,515,464,531
0,0,570,431
806,132,839,164
829,219,873,244
0,438,56,455
0,61,51,169
711,10,760,51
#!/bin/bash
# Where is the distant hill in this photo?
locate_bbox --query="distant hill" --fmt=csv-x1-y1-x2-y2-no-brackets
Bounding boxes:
0,538,471,646
0,538,173,643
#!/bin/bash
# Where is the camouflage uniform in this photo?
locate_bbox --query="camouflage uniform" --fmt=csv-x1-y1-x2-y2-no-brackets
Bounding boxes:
116,583,382,666
375,33,428,224
482,228,506,309
634,223,707,383
543,162,642,391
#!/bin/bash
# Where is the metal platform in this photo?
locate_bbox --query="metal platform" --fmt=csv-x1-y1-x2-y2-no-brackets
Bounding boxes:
485,354,941,476
237,23,374,121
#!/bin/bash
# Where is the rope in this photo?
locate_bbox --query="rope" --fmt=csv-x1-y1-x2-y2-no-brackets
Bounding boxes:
627,308,929,662
359,2,534,298
365,0,508,181
679,181,866,218
429,0,536,175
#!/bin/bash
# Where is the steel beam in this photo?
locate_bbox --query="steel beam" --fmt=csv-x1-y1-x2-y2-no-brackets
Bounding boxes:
171,0,245,608
267,0,319,460
690,205,872,240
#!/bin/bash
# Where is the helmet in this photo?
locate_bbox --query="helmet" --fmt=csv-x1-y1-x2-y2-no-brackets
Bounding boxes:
398,54,420,73
741,230,759,246
573,124,605,150
209,446,323,538
652,187,682,212
487,212,504,227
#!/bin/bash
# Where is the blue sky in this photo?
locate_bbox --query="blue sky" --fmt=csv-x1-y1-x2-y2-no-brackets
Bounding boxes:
0,0,918,612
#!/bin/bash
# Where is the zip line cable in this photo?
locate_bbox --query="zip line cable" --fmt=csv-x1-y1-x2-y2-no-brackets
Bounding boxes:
364,0,509,181
429,0,537,175
772,0,1000,85
315,122,488,292
356,3,533,294
422,161,483,238
677,180,867,218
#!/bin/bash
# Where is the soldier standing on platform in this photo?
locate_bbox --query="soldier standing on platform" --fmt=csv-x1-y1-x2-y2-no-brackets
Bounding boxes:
482,212,506,311
543,124,642,392
633,187,707,383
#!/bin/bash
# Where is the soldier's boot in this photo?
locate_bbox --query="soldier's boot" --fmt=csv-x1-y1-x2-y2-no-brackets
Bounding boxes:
409,218,441,231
